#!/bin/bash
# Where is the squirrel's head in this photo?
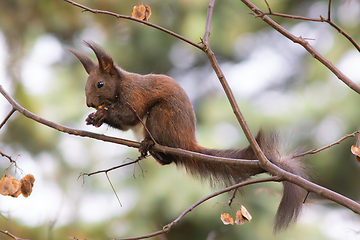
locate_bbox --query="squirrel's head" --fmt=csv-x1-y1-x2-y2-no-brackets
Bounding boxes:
69,41,121,109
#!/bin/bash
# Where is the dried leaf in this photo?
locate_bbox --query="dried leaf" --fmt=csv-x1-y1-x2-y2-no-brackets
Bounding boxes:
235,210,245,225
132,4,151,21
351,145,360,163
0,175,21,198
220,213,234,225
240,205,252,221
20,174,35,197
235,205,252,225
143,5,151,21
351,145,360,156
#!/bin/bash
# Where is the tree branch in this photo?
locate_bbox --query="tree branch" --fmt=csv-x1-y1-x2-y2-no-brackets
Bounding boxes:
119,176,281,240
80,155,146,178
0,85,259,168
0,150,17,164
201,7,270,173
203,0,216,43
0,108,16,129
240,0,360,95
258,0,360,52
0,230,27,240
293,131,359,159
62,0,203,50
327,0,332,21
201,35,360,217
201,0,360,216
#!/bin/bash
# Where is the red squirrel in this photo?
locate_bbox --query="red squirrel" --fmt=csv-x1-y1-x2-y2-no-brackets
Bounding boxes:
69,41,308,233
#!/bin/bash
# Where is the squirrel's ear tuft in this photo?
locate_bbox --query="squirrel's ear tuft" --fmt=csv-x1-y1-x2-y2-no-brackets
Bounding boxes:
68,48,95,75
84,41,117,75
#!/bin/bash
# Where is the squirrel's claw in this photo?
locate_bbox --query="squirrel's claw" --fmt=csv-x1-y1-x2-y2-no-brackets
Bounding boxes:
139,138,155,156
86,108,108,127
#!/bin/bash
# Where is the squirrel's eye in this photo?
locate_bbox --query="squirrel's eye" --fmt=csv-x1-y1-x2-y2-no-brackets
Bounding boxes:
97,81,104,88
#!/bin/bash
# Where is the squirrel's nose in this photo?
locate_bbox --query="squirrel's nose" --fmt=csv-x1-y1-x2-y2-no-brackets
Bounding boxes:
86,100,95,108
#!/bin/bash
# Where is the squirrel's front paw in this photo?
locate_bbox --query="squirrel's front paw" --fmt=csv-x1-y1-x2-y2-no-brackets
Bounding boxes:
85,112,96,126
86,109,107,127
139,138,155,156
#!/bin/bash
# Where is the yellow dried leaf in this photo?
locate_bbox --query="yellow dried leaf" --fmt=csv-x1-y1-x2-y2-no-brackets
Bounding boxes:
235,205,252,225
20,174,35,198
0,175,21,198
132,4,151,21
220,213,234,225
351,145,360,156
351,145,360,163
240,205,252,221
143,5,151,21
235,210,245,225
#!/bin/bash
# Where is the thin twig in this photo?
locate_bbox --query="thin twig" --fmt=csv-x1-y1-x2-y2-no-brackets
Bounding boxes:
126,102,156,144
327,0,332,21
303,191,310,204
293,131,359,159
79,155,148,206
0,150,16,164
62,0,203,50
132,154,147,178
241,0,360,94
119,176,281,240
228,188,238,206
0,150,23,175
0,108,16,129
169,177,281,232
105,172,122,207
264,0,271,13
258,0,360,52
81,156,145,177
0,230,27,240
326,20,360,52
118,228,169,240
203,0,216,43
256,12,324,22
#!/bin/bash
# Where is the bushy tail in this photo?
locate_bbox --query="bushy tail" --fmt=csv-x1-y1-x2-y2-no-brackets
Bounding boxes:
259,132,308,233
174,130,308,232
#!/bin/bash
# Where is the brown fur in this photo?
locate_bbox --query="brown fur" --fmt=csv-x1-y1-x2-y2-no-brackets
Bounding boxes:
69,41,308,233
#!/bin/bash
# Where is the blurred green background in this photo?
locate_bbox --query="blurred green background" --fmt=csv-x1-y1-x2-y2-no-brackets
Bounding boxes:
0,0,360,239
